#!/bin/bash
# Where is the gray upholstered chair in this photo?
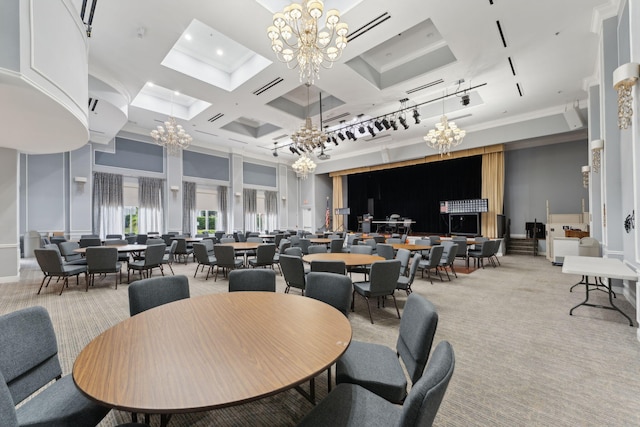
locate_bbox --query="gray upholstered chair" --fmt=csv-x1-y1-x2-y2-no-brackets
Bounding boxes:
489,238,502,266
376,243,395,260
193,242,217,280
280,254,307,295
127,243,166,282
248,244,276,269
105,239,131,263
337,293,439,403
161,239,179,275
311,260,346,275
467,240,494,269
397,253,421,295
299,238,311,255
351,259,401,324
173,238,193,264
439,241,459,280
288,235,301,247
307,244,328,254
128,274,190,316
85,246,122,290
386,237,403,244
329,238,344,253
452,236,468,264
135,234,148,244
347,244,373,280
418,245,444,283
220,237,235,244
395,248,411,277
360,238,377,253
58,241,87,265
78,237,101,248
0,307,110,426
298,341,454,427
272,239,291,274
305,271,353,393
34,248,87,295
105,233,122,239
284,246,303,257
228,269,276,292
212,244,243,281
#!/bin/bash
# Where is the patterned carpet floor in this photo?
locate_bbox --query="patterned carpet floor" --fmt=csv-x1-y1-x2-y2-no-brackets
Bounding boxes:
1,254,640,426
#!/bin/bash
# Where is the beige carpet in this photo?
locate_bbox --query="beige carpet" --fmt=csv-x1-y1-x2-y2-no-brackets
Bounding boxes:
2,254,640,426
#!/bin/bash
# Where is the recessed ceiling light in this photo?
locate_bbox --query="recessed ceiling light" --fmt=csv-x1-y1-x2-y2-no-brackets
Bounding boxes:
185,34,192,41
216,49,224,56
146,82,154,87
174,91,180,96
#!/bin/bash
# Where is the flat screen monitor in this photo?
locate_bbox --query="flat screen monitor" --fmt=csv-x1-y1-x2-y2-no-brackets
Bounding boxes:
449,213,479,235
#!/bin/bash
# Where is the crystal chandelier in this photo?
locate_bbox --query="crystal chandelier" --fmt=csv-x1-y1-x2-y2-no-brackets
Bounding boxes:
590,139,603,173
150,116,193,155
613,63,639,129
267,1,348,85
424,115,466,156
292,153,317,179
582,165,590,188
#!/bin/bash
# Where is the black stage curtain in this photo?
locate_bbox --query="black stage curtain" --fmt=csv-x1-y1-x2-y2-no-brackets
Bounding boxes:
347,156,482,234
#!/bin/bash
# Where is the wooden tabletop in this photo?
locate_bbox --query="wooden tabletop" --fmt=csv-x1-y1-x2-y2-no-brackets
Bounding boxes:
391,243,431,251
73,292,351,414
74,244,147,254
221,242,262,250
303,253,384,266
309,238,332,244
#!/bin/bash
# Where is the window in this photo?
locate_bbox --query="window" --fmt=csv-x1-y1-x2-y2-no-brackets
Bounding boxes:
196,186,218,233
197,210,217,233
123,182,138,235
124,206,138,234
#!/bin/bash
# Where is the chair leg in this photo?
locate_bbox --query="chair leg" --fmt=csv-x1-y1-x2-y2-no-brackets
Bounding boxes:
450,263,457,278
37,276,48,294
364,296,374,324
327,366,332,392
391,293,401,319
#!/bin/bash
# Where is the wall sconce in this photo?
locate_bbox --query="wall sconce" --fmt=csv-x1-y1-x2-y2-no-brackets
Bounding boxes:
234,192,241,197
170,185,179,192
281,195,286,201
74,176,87,184
613,62,639,129
590,139,603,173
582,165,590,188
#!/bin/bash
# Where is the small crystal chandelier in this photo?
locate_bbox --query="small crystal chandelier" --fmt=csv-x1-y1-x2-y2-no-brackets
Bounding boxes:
150,117,193,155
292,153,317,179
424,115,466,156
613,63,639,129
590,139,603,173
582,165,590,188
291,84,328,154
267,1,348,85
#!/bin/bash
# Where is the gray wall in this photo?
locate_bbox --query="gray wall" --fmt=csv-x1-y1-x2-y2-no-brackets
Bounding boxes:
504,140,589,237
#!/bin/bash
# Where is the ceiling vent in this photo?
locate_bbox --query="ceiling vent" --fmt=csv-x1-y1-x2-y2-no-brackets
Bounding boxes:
496,20,507,48
207,113,224,123
88,98,98,112
325,112,351,123
406,79,444,95
516,83,523,97
272,134,289,140
253,77,284,96
347,12,391,43
195,129,218,137
229,138,248,145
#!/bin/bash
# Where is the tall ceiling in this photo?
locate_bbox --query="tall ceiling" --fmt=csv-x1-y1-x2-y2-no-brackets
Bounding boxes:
80,0,619,173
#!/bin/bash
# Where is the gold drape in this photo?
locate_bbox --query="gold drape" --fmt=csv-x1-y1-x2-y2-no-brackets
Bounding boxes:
332,176,343,232
481,151,504,238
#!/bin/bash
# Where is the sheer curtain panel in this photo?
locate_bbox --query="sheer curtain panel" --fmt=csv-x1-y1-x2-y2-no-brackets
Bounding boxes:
138,177,165,234
265,191,278,232
243,189,257,232
183,182,197,236
92,172,123,239
218,186,228,232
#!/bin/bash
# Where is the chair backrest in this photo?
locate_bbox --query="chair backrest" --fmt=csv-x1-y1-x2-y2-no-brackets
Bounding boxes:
274,233,285,248
398,341,455,427
58,241,82,262
299,238,311,254
128,275,190,316
247,237,263,243
480,240,494,256
452,237,468,257
78,237,101,248
329,238,344,253
202,238,215,253
376,243,395,260
386,238,403,244
0,370,18,427
220,237,236,244
165,239,179,262
397,293,439,386
305,272,352,317
308,245,328,254
349,245,372,255
427,245,444,267
373,235,386,244
237,232,246,242
228,269,276,292
400,234,408,243
440,241,458,265
34,248,64,275
406,253,422,285
428,235,440,245
395,248,411,276
278,239,291,253
104,239,128,246
144,243,167,266
174,238,188,254
80,234,99,239
105,234,122,239
193,243,210,264
214,231,225,240
255,244,276,264
136,234,148,244
85,247,118,273
284,246,303,257
310,260,346,275
369,260,401,295
0,306,62,404
361,239,377,251
279,255,306,290
126,235,137,244
214,244,236,268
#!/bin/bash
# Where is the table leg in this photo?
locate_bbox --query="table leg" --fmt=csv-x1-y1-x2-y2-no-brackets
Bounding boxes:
160,414,172,427
570,278,634,326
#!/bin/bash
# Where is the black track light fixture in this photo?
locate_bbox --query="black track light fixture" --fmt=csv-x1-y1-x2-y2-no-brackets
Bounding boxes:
337,131,345,140
381,118,391,130
412,108,421,124
374,120,383,131
331,136,339,146
389,119,398,130
358,125,366,134
367,125,376,137
399,116,409,130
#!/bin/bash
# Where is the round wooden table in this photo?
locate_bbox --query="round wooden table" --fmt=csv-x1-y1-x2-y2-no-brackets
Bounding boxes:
73,292,351,420
302,253,384,266
309,238,332,245
73,244,147,254
390,243,431,252
221,242,261,251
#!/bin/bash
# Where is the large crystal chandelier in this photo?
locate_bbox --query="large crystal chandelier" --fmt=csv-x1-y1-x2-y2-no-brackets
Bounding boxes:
150,116,193,155
292,153,317,179
267,1,348,85
424,115,466,156
291,117,328,153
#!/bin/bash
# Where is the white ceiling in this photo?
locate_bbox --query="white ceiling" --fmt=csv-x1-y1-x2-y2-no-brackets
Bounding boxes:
79,0,619,171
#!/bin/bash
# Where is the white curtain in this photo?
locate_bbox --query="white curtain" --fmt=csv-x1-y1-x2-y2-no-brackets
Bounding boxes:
243,189,257,232
183,181,197,236
138,177,164,234
92,172,123,239
218,186,228,232
265,190,278,233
